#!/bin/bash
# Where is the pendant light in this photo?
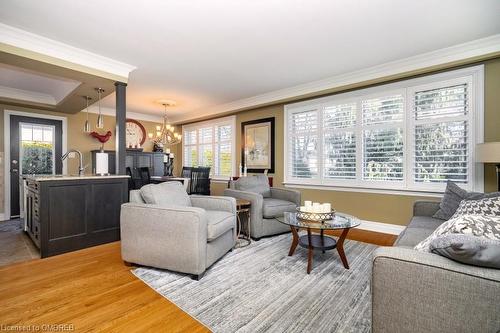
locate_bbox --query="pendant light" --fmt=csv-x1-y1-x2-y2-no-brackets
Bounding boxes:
83,96,92,133
95,88,104,129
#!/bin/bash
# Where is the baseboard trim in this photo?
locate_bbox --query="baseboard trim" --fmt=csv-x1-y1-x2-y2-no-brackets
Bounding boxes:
357,220,405,235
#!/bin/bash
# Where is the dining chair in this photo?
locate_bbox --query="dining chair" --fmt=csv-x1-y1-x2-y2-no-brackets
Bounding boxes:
138,167,151,188
126,167,135,191
190,167,211,195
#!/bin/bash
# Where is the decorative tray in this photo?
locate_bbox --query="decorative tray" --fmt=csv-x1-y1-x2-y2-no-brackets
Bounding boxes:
296,208,336,222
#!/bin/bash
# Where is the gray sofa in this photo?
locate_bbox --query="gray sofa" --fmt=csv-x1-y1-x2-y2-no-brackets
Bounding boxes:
372,201,500,333
120,182,237,280
224,175,301,239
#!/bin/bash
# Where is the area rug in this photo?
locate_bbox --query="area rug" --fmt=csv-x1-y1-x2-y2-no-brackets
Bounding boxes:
132,233,377,333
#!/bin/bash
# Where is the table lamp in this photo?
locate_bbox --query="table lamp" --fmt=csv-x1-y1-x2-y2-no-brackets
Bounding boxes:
476,142,500,191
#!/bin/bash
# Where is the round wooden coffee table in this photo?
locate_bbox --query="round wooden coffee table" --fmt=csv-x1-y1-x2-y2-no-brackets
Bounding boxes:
276,212,360,274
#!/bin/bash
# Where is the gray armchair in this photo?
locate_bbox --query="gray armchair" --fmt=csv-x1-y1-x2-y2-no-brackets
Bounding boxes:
121,181,236,280
224,175,301,239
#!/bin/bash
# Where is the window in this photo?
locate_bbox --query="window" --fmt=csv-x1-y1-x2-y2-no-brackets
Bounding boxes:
285,66,483,193
19,123,55,175
182,116,236,179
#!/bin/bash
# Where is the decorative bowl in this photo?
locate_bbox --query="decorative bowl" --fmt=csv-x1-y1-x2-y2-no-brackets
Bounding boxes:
296,208,336,222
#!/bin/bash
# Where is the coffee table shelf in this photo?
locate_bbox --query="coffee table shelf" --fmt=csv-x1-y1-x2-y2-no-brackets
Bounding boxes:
298,234,337,251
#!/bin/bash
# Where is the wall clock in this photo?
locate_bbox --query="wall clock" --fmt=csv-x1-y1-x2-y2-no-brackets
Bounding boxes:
126,119,146,147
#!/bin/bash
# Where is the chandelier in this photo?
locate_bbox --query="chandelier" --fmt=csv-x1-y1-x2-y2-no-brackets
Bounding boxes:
149,100,181,146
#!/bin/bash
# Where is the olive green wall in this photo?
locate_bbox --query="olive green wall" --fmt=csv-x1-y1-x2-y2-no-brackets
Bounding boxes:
0,104,163,215
202,58,500,226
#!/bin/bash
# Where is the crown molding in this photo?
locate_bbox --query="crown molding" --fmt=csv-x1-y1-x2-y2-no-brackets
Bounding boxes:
0,23,137,81
0,85,56,105
174,34,500,124
84,105,163,123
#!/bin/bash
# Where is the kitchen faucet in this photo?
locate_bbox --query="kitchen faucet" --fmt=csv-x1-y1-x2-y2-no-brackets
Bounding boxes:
61,149,86,176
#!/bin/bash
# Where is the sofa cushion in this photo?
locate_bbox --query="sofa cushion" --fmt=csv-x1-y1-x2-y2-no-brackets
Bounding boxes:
262,198,296,218
407,216,446,230
430,234,500,269
433,181,500,220
395,227,437,248
206,211,235,242
234,175,271,198
140,182,191,207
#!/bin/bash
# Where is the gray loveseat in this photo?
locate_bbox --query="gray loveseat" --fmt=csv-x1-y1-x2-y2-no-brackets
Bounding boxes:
121,182,236,280
372,201,500,333
224,175,301,239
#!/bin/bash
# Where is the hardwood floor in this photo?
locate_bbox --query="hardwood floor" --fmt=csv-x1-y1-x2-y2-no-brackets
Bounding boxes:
326,228,398,246
0,242,209,333
0,230,396,332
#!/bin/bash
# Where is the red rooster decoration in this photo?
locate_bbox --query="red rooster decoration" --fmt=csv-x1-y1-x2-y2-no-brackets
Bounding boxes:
90,131,112,150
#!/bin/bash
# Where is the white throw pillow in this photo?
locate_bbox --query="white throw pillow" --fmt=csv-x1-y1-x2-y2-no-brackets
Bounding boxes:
414,214,500,252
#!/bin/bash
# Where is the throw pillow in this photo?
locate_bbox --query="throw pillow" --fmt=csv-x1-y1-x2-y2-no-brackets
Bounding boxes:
451,196,500,219
430,234,500,269
140,181,192,207
414,214,500,252
234,175,271,197
433,181,481,220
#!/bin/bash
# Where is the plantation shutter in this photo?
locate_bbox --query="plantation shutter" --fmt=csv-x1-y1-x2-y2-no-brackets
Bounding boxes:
183,129,198,167
215,125,233,177
198,127,213,169
323,102,357,180
413,83,469,184
182,116,235,178
288,107,319,179
362,95,404,181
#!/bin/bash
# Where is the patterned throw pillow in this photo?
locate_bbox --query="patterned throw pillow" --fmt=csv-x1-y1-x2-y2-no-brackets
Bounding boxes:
429,234,500,269
414,214,500,252
451,196,500,219
432,181,500,220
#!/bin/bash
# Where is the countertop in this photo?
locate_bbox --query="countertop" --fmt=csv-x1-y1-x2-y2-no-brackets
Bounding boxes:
23,174,130,182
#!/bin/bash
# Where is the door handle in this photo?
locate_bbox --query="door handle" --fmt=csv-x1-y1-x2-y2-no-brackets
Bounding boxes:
11,168,18,173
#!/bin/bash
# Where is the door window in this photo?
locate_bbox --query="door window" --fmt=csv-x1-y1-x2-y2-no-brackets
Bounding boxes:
19,123,56,175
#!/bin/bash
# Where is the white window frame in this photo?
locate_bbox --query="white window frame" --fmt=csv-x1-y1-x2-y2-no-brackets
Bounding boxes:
284,65,484,194
182,115,236,180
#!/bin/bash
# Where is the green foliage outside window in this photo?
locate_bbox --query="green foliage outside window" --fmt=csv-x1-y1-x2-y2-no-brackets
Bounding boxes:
22,141,54,175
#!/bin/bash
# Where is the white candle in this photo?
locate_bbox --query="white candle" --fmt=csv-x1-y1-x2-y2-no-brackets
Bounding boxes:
304,201,312,207
165,148,171,154
163,154,169,163
170,153,175,158
300,206,306,212
323,203,331,213
313,202,321,213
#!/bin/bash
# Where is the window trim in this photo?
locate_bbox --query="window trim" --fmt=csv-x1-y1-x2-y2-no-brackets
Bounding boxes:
284,65,484,194
182,115,237,180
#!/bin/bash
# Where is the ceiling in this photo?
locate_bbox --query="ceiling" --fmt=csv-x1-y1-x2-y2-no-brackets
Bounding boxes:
0,63,81,105
1,0,500,123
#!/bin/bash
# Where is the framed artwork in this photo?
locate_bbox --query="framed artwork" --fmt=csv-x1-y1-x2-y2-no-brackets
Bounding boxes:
241,117,275,173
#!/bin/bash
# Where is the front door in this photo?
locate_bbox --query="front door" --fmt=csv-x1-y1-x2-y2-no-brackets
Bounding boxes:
9,116,63,217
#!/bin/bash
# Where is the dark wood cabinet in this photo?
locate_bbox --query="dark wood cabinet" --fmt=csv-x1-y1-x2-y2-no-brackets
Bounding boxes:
91,150,165,178
25,180,41,248
25,176,128,258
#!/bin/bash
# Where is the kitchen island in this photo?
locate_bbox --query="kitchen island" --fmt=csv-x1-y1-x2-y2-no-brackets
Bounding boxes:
24,175,129,258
